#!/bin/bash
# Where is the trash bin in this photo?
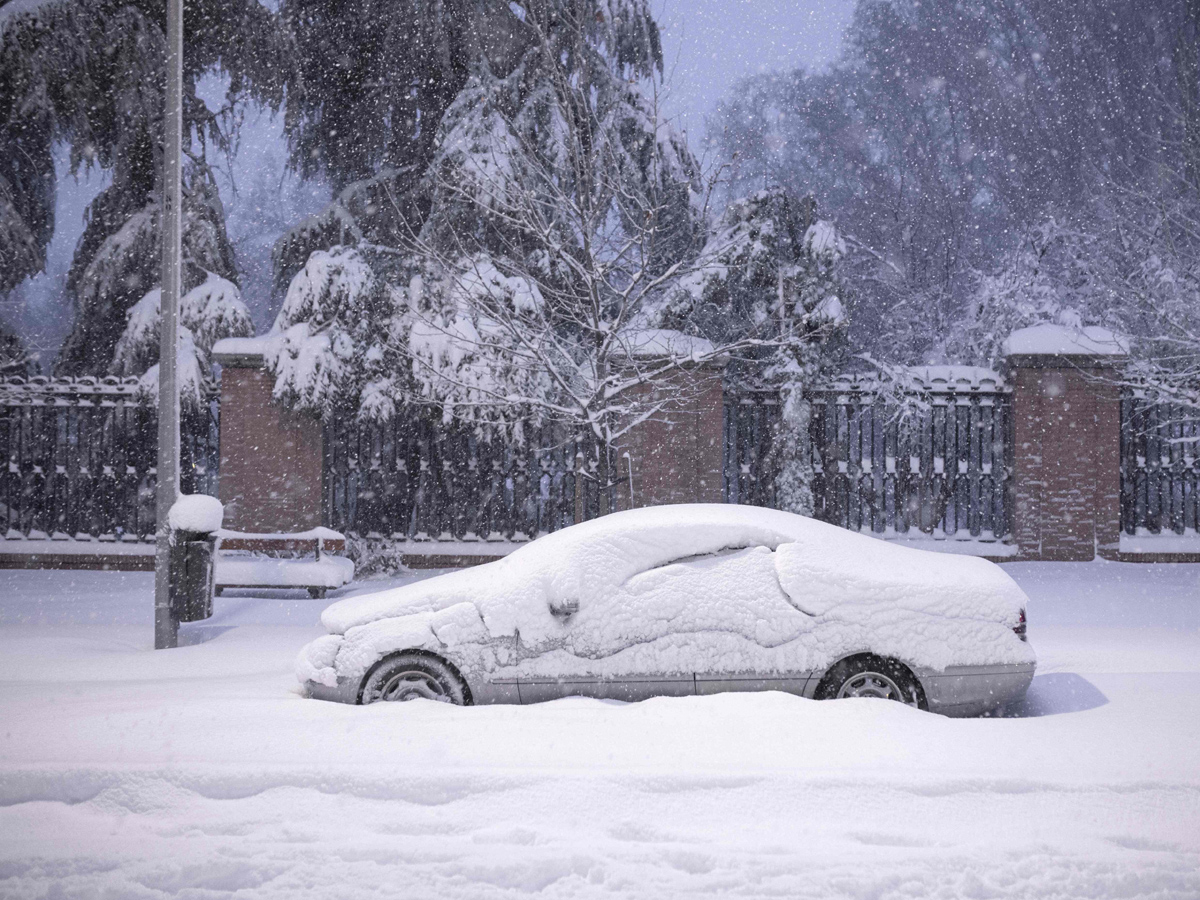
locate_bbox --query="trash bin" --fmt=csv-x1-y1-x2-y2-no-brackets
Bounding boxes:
169,529,216,622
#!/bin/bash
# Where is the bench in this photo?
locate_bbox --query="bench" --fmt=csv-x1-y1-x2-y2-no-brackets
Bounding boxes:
214,528,355,598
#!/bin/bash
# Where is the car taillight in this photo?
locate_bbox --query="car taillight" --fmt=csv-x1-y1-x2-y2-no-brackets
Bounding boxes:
1013,608,1027,641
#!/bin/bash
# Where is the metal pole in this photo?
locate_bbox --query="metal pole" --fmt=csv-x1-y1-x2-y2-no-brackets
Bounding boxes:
154,0,183,650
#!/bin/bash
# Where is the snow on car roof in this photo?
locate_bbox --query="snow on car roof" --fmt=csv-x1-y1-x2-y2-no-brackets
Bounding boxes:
320,504,1026,642
322,505,813,632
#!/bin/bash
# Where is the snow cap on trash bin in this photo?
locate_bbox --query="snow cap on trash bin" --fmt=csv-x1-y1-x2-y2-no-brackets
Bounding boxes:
168,494,224,534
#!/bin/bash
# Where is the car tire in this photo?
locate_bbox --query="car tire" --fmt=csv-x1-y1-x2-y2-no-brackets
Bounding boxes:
815,654,927,710
360,652,470,705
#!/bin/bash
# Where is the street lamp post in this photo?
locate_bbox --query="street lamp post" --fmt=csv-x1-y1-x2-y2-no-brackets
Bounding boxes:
154,0,183,650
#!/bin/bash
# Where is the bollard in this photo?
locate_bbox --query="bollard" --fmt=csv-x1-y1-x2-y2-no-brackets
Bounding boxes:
169,529,216,622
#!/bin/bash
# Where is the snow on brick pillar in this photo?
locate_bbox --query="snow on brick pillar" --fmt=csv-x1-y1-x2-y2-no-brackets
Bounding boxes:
212,338,324,532
1003,324,1128,561
615,361,726,509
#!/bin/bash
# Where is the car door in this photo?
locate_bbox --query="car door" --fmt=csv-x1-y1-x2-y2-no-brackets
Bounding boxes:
517,672,695,703
667,545,814,697
513,594,698,702
517,544,812,703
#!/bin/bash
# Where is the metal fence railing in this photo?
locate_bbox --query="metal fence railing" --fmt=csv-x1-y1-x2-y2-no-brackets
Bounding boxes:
22,367,1168,550
0,377,218,541
323,416,616,541
725,370,1013,541
1120,393,1200,536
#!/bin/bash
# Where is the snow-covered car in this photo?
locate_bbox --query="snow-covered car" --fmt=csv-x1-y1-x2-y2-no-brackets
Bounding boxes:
297,505,1035,716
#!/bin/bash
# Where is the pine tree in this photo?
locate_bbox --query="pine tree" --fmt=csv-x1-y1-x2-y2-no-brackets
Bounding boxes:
266,244,411,419
0,317,34,377
267,0,692,408
264,0,780,502
657,188,847,515
0,102,52,294
0,0,283,375
269,0,536,289
111,270,254,407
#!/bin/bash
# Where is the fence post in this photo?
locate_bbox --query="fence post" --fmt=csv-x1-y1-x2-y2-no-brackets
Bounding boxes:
616,362,726,510
212,340,324,533
1004,325,1127,561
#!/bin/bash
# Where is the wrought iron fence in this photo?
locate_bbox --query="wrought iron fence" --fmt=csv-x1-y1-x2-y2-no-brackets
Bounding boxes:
324,415,614,540
15,368,1197,551
1120,393,1200,536
725,371,1013,540
0,377,218,541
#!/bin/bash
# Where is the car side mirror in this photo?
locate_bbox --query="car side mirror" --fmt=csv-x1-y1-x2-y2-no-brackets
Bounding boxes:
549,597,579,620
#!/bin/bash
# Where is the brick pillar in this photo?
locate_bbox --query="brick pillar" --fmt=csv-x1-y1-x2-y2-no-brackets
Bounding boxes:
1005,326,1127,561
615,364,725,508
212,340,324,532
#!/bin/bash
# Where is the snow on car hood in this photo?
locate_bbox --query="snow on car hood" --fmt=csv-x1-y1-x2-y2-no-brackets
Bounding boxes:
320,504,1028,644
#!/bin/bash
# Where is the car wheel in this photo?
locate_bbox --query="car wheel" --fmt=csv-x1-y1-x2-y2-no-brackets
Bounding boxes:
815,654,927,710
360,652,469,705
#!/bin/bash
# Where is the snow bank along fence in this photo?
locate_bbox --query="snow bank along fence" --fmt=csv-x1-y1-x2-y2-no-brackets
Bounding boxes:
725,369,1013,551
0,377,218,564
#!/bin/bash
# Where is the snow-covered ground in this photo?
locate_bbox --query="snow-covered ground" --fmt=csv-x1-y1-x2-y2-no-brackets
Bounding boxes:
1,560,1198,899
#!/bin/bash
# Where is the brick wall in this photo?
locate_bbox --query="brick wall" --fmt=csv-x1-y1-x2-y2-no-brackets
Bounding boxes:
615,366,725,509
217,366,323,532
211,341,1131,560
1009,359,1122,560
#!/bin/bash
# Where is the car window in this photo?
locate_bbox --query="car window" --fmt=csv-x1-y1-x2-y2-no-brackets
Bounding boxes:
562,545,811,660
626,545,756,579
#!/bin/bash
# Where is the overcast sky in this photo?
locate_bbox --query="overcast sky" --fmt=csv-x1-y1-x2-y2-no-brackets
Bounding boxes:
654,0,856,139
